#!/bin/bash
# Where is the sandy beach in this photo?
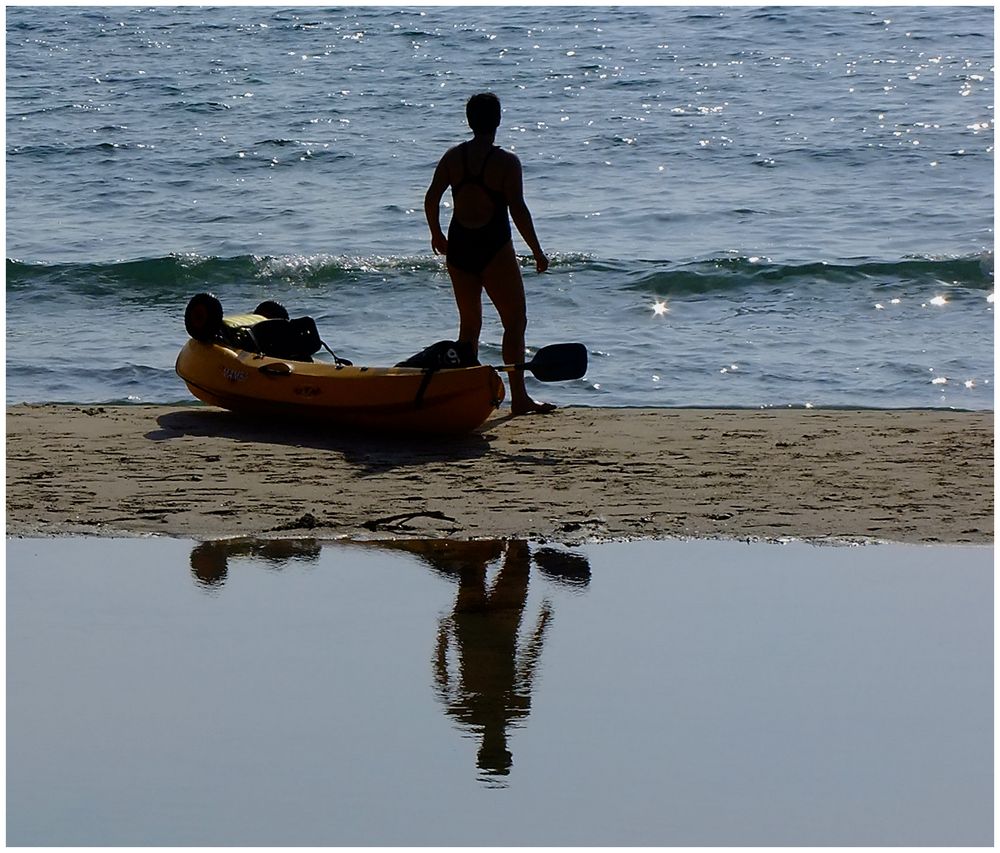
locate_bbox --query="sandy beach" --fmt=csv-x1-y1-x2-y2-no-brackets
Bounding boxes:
5,403,992,544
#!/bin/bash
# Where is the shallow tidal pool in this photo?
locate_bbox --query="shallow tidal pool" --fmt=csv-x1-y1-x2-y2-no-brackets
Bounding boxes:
6,536,993,846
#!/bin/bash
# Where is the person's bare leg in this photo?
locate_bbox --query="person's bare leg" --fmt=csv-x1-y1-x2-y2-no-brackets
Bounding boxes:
447,262,484,358
483,243,555,415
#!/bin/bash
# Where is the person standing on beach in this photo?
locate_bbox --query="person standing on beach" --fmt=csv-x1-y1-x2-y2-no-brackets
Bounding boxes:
424,92,555,415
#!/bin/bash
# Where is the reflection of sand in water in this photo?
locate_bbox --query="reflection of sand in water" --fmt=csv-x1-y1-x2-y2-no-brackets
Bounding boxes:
186,536,590,783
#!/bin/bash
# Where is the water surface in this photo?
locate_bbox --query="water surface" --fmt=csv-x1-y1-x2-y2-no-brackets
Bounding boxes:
7,536,992,846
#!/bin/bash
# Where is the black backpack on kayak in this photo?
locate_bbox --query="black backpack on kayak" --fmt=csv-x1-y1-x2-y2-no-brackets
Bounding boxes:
184,292,349,364
394,340,480,410
223,316,323,361
395,340,479,370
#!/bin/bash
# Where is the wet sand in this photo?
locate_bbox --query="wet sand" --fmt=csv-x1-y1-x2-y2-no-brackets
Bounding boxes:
5,403,994,544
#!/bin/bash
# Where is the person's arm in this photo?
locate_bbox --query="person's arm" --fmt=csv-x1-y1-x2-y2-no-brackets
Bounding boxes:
424,155,451,256
505,156,549,273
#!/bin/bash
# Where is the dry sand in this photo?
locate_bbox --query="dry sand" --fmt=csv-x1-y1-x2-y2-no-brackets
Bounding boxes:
5,403,994,544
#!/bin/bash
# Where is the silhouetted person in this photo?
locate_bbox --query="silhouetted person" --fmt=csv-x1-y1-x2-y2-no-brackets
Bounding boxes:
425,92,555,415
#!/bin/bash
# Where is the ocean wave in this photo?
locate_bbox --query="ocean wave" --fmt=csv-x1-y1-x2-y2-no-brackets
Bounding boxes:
627,253,994,296
7,251,993,304
6,251,600,292
6,255,263,299
7,141,148,158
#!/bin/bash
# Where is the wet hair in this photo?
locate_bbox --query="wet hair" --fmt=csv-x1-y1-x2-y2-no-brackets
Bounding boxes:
466,92,502,135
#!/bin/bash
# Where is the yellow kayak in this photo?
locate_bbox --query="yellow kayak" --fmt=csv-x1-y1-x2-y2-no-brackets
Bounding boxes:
174,292,585,435
175,340,506,435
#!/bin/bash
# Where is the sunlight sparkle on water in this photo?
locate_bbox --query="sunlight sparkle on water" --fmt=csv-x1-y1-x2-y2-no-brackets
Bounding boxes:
929,295,948,306
652,300,669,317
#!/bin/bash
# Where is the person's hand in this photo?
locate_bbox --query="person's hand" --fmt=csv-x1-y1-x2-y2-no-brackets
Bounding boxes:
431,233,448,256
534,251,549,274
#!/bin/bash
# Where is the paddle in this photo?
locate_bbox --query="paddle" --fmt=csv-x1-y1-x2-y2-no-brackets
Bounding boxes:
497,342,588,382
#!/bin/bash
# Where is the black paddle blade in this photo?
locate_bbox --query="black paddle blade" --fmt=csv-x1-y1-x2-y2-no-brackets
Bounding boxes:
523,342,588,382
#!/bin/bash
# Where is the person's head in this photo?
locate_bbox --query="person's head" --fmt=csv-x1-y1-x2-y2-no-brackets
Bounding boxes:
466,92,501,136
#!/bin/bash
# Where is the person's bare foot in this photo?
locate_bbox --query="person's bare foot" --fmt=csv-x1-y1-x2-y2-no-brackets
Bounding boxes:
511,399,557,416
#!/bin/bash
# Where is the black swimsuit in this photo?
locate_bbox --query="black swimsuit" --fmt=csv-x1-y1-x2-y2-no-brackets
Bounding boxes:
446,144,512,274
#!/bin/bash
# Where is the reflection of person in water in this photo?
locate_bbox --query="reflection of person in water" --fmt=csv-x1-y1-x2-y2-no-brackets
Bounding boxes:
432,539,550,778
370,538,589,780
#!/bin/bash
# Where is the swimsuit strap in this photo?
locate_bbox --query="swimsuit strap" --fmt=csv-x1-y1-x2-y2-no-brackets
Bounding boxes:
465,142,493,182
455,143,499,192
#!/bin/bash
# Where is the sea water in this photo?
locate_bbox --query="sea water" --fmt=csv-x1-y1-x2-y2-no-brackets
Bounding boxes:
5,6,994,410
6,537,993,846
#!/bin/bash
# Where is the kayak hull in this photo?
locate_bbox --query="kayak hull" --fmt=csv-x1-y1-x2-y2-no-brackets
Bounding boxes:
175,340,506,435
